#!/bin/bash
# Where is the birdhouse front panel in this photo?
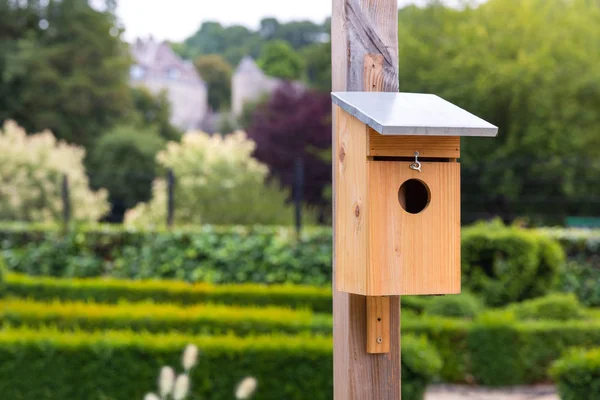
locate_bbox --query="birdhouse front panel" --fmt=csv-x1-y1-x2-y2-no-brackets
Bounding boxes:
367,160,461,296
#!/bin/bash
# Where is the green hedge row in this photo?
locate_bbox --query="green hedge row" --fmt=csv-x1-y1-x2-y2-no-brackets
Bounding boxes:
0,298,332,335
0,327,439,400
550,347,600,400
541,227,600,264
403,312,600,386
2,273,431,314
3,273,333,312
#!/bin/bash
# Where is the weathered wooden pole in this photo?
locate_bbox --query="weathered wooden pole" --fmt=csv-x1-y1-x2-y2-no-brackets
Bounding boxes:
331,0,401,399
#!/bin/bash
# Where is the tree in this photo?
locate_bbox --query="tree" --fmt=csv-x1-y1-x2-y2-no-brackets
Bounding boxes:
257,40,304,80
124,131,314,227
0,120,109,223
246,83,331,218
193,54,233,111
0,0,132,148
302,41,332,92
130,87,181,142
398,0,600,223
88,125,166,222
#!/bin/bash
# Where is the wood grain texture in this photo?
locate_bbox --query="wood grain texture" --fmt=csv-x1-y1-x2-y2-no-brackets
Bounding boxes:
368,161,461,295
332,0,401,398
334,105,369,295
368,129,461,158
366,296,390,353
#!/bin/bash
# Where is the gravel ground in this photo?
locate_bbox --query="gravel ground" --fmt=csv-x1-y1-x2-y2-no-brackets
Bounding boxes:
426,385,559,400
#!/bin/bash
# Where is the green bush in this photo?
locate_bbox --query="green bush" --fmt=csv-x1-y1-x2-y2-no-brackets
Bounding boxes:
556,260,600,307
424,293,483,319
4,274,333,312
540,228,600,266
401,335,442,400
0,298,332,335
550,348,600,400
512,293,585,321
0,327,437,400
462,222,565,306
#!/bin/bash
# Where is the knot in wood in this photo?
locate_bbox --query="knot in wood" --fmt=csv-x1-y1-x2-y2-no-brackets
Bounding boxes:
339,146,346,162
354,204,360,218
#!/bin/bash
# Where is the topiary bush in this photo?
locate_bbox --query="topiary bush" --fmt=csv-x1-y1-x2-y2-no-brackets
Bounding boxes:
424,293,483,319
0,120,109,222
551,348,600,400
462,221,565,306
512,293,585,321
556,260,600,307
401,335,442,400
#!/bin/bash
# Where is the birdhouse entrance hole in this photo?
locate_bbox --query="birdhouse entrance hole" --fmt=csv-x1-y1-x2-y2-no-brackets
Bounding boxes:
398,179,430,214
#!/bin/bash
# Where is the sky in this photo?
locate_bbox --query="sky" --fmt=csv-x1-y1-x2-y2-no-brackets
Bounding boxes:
116,0,474,43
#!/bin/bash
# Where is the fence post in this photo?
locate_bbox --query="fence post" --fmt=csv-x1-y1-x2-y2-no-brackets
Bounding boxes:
294,157,304,236
167,169,175,227
61,174,71,227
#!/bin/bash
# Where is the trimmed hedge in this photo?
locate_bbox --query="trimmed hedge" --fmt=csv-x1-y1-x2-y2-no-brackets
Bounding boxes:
550,348,600,400
423,293,483,319
0,327,438,400
4,273,333,312
462,222,564,306
541,227,600,265
0,298,332,335
511,293,585,321
402,312,600,386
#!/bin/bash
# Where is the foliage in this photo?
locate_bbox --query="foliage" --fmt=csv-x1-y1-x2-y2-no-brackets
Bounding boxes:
398,0,600,222
0,224,332,285
557,260,600,307
302,41,332,92
0,327,436,400
178,19,329,65
424,293,483,319
193,54,233,111
0,121,109,223
0,298,332,336
462,221,565,306
88,124,166,222
246,84,332,215
3,273,333,312
550,348,600,400
257,40,305,80
401,336,442,400
0,0,132,148
130,87,182,142
124,131,314,226
542,228,600,266
511,293,585,321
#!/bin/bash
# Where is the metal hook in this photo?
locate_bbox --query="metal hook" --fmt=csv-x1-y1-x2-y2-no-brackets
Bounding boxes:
409,151,422,172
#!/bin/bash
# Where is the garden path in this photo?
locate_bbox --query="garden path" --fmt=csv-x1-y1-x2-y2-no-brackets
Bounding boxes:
426,385,558,400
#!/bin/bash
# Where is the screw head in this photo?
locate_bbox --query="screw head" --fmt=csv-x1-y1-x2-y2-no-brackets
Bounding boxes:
376,337,383,344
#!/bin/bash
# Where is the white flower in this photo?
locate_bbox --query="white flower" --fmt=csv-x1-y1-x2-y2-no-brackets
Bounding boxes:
159,366,175,397
235,376,258,399
173,374,190,400
182,344,198,371
144,393,160,400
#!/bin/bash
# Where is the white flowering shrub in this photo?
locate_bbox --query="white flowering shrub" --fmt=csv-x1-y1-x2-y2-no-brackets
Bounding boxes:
125,130,310,226
0,120,109,222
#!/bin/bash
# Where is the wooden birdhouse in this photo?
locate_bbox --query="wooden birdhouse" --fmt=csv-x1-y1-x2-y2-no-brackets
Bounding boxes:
332,92,498,298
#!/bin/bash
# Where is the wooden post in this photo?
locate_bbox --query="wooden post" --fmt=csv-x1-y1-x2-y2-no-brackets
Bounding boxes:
332,0,401,398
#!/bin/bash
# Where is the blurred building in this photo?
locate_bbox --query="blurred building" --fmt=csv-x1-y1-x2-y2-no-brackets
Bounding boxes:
130,37,209,131
231,57,281,116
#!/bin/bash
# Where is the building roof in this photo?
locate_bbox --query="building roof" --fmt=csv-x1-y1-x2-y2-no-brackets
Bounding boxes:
331,92,498,137
235,56,265,75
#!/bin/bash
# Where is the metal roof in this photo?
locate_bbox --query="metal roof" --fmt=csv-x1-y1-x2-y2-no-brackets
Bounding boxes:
331,92,498,137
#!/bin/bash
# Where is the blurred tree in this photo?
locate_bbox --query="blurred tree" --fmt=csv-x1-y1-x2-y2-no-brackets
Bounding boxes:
88,125,166,222
257,40,305,80
302,41,332,92
398,0,600,222
193,54,233,111
246,83,331,218
0,0,132,148
130,87,181,142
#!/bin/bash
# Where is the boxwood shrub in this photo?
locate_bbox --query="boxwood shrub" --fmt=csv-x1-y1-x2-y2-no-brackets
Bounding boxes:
550,347,600,400
0,327,439,400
